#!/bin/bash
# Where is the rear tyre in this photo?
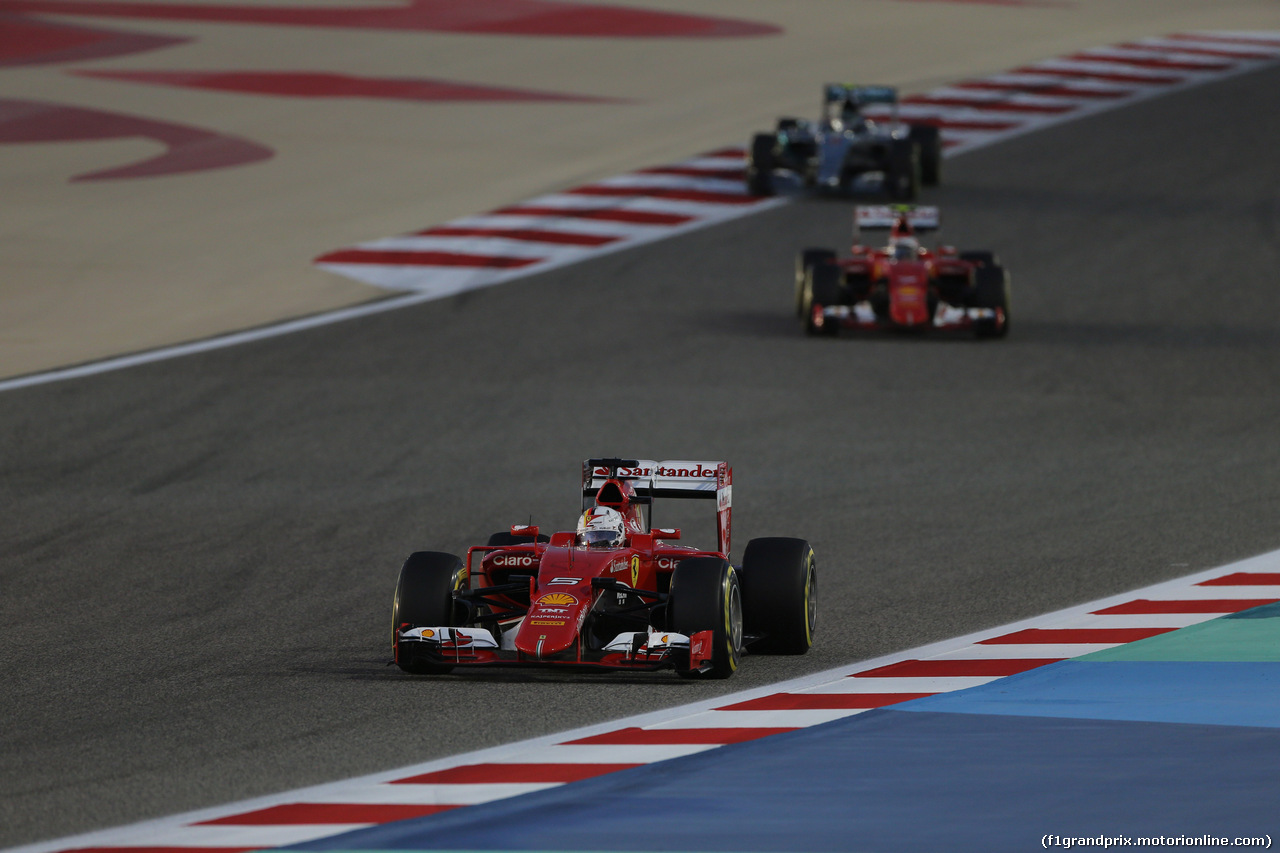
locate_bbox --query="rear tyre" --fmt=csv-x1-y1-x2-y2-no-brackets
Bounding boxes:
392,551,466,674
960,250,1000,268
971,265,1011,338
740,538,816,654
668,557,743,679
909,124,942,186
887,140,921,201
795,249,836,318
802,263,843,337
747,133,776,196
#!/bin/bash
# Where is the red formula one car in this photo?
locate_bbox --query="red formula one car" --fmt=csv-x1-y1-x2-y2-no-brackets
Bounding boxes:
796,205,1010,338
392,458,816,679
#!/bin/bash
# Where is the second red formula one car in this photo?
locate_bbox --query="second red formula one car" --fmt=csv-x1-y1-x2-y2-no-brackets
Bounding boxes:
796,205,1010,338
391,458,816,679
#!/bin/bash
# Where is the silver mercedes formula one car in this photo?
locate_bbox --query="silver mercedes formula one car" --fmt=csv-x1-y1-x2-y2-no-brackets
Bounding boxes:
747,85,942,200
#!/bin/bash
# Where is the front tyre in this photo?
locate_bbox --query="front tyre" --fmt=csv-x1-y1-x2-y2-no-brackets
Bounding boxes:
887,139,921,201
740,538,816,654
803,263,843,337
747,133,776,196
971,264,1011,338
796,248,837,318
668,557,743,679
909,124,942,186
392,551,466,674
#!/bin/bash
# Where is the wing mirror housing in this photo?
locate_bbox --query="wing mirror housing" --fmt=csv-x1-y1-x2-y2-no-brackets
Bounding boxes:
510,524,540,540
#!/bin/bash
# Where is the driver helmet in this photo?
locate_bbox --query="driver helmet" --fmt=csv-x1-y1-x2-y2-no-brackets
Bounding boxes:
576,506,626,548
891,237,920,261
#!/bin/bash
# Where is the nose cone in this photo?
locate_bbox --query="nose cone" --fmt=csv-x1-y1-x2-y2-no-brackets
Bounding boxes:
514,587,591,659
888,264,931,327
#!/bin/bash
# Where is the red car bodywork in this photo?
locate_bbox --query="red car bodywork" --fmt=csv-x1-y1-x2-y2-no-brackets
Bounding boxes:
803,205,1009,337
395,460,734,674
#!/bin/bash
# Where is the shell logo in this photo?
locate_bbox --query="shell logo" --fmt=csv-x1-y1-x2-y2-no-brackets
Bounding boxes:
420,628,435,639
538,593,578,607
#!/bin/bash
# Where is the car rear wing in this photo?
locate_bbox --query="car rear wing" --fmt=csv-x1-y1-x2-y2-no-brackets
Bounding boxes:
825,84,898,106
583,458,733,556
856,205,940,233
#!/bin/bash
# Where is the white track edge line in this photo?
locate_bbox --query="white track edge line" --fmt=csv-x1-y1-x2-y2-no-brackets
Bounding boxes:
0,197,784,395
3,33,1277,395
942,40,1280,157
8,545,1280,853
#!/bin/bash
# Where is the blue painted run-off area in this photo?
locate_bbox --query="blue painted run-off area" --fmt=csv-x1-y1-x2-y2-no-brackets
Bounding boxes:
901,660,1280,729
291,611,1280,852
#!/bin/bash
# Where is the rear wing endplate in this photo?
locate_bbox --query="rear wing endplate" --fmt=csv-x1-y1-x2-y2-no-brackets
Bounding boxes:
583,458,733,556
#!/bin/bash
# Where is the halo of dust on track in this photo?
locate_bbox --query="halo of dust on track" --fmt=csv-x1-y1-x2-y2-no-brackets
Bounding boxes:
3,0,1279,379
5,55,1280,845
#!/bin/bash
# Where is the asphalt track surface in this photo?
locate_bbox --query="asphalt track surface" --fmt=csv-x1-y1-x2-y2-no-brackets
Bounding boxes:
4,62,1280,848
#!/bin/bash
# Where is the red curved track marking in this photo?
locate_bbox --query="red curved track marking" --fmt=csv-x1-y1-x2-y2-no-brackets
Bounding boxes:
0,98,273,180
0,0,779,37
0,12,187,66
73,70,628,103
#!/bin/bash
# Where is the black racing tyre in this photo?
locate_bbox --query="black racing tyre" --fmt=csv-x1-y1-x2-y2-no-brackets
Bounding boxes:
739,538,816,655
971,264,1011,339
909,124,942,186
802,263,843,337
486,531,549,546
795,248,837,318
887,139,921,201
746,133,776,196
960,250,1000,268
844,273,873,303
668,557,743,679
392,551,466,674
